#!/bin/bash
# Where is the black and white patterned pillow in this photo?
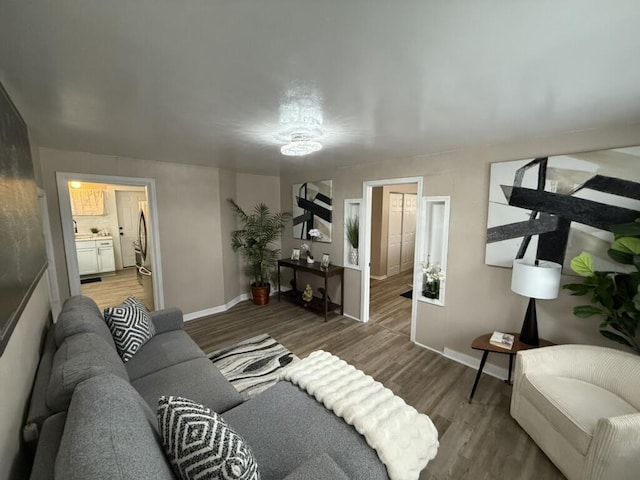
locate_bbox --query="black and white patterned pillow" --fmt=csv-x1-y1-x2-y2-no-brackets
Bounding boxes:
157,396,260,480
104,296,155,362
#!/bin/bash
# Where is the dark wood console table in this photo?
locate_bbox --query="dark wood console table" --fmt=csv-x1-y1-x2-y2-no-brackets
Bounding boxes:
277,259,344,321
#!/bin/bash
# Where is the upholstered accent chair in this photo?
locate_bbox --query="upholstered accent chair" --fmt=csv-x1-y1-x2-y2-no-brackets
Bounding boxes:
511,344,640,480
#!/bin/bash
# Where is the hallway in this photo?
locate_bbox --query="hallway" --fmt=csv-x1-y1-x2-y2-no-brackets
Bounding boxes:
368,269,413,337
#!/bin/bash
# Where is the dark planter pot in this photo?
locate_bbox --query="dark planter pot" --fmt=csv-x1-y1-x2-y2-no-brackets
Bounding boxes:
251,284,271,306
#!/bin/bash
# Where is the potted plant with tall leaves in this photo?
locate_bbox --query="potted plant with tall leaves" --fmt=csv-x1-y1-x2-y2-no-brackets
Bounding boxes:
346,216,359,266
563,218,640,354
228,199,291,305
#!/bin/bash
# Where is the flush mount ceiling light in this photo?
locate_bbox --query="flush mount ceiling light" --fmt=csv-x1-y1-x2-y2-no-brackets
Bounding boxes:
277,87,324,156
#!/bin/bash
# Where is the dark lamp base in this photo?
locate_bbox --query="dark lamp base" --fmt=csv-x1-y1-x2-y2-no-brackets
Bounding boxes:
519,297,539,346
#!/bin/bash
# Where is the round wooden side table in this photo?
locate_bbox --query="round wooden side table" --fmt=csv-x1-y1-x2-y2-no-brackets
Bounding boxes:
468,332,554,403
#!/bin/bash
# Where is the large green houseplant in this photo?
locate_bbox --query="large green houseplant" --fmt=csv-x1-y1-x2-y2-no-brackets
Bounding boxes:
228,199,291,305
563,218,640,354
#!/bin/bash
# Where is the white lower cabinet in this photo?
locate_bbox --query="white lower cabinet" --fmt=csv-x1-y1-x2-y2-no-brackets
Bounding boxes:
76,238,115,275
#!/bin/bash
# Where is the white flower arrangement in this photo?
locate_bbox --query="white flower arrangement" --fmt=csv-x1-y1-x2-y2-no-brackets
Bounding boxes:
302,229,323,256
421,258,445,284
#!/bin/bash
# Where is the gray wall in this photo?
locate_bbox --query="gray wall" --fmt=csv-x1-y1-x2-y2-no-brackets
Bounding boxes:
280,122,640,367
0,275,50,480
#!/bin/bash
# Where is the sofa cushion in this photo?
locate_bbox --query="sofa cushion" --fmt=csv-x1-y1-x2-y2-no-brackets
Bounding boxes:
47,332,129,412
55,374,174,480
223,381,388,480
55,296,116,349
104,297,156,362
125,330,204,380
157,396,260,480
131,357,243,414
282,453,350,480
523,374,638,455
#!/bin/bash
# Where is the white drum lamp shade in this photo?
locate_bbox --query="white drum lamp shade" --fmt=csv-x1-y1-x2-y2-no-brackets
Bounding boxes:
511,259,562,300
511,259,562,345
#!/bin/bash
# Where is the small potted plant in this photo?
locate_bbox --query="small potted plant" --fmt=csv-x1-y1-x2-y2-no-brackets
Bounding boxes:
228,199,291,305
345,216,359,265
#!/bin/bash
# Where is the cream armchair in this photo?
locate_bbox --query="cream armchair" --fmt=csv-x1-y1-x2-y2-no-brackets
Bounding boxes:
510,344,640,480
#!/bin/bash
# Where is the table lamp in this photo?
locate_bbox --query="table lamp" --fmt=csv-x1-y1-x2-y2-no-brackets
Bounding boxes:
511,259,562,345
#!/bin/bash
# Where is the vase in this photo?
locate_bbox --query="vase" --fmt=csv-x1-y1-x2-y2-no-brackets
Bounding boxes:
350,247,359,265
422,278,440,299
306,256,315,264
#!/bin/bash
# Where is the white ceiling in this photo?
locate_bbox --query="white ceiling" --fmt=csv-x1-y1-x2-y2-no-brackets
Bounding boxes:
2,1,640,175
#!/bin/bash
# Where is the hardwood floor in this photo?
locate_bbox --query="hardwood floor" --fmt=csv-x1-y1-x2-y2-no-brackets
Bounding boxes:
185,299,564,480
80,267,147,310
369,270,414,337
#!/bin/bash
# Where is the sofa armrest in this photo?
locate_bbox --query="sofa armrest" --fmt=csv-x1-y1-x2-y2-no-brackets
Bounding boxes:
584,413,640,480
29,412,66,480
151,307,184,333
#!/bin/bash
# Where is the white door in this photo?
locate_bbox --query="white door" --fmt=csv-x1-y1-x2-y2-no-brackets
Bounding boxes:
400,194,417,272
386,193,404,277
116,190,146,267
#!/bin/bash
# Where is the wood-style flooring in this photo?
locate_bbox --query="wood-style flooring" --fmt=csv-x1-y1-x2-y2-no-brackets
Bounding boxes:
80,267,147,310
185,298,563,480
369,270,414,337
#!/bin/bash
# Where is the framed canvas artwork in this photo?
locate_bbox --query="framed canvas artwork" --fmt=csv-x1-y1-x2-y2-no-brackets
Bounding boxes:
485,148,640,273
293,180,332,243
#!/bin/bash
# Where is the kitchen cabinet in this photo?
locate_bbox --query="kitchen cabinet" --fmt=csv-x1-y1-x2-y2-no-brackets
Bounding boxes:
97,239,115,272
75,238,115,275
77,243,99,275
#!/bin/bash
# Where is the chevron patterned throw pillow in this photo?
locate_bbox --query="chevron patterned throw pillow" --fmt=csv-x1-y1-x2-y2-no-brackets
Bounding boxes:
158,396,260,480
103,296,155,362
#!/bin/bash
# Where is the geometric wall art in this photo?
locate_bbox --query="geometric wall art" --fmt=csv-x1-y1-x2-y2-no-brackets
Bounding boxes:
0,81,47,355
485,148,640,273
292,180,332,243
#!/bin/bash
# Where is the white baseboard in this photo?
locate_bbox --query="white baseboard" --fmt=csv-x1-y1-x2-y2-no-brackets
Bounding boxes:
182,285,293,322
183,293,250,322
343,313,362,322
413,341,509,381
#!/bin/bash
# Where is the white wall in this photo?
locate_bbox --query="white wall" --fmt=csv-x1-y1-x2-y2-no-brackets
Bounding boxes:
0,275,50,480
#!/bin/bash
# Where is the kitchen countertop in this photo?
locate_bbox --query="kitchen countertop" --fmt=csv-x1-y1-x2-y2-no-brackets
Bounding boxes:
75,235,113,242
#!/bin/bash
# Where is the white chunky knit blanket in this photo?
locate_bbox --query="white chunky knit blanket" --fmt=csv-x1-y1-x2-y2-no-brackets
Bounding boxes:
280,350,439,480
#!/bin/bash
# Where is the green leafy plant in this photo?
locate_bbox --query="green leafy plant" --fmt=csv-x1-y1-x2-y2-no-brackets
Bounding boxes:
228,199,291,287
345,216,359,249
563,218,640,354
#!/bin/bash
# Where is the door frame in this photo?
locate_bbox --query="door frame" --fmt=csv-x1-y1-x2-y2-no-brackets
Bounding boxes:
361,176,424,342
56,172,165,310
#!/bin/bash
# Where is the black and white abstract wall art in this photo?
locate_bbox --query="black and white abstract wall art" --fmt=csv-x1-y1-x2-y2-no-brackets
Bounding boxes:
0,82,47,355
486,148,640,273
293,180,332,243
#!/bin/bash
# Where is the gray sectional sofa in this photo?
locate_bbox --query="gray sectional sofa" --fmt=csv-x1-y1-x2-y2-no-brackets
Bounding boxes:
26,295,389,480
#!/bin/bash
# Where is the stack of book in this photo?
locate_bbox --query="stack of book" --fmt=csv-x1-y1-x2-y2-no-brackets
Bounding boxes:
489,331,515,350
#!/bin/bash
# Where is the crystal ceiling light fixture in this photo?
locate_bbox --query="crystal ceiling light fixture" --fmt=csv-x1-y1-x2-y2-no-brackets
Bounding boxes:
281,133,323,156
277,87,324,156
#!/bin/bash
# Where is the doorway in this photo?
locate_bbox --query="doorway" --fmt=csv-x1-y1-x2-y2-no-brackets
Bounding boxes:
361,177,424,342
56,172,164,312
